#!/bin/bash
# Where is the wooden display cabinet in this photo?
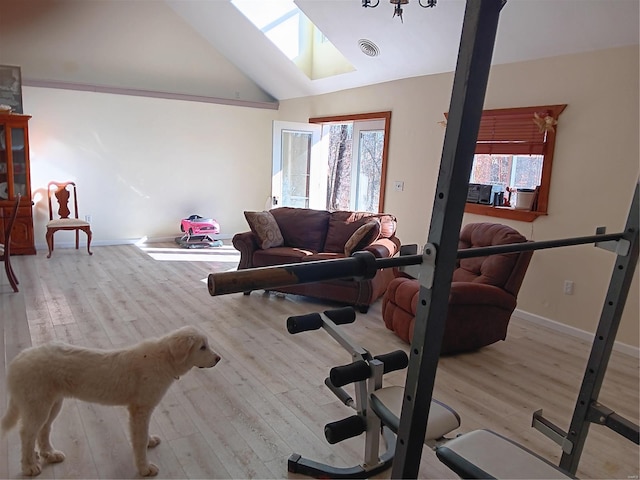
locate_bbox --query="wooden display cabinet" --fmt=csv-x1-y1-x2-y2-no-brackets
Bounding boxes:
0,113,35,255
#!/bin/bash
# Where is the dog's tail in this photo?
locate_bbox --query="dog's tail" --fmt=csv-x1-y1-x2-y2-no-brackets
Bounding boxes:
1,397,20,435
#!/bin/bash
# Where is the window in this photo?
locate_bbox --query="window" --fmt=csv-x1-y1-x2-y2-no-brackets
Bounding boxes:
310,112,391,213
463,104,567,221
321,120,385,212
231,0,354,80
471,155,543,190
281,131,312,208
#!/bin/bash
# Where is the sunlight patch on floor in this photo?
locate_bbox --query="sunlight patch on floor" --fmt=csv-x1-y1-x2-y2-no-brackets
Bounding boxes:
136,244,240,263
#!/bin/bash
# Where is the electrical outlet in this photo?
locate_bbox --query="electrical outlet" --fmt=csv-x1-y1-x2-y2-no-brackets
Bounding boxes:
563,280,574,295
394,181,404,192
85,214,92,223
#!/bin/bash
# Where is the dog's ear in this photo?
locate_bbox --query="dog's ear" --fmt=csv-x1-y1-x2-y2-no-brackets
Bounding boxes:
168,332,196,365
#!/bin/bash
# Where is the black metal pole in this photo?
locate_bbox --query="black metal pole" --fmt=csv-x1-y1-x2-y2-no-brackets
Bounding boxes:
391,1,505,478
208,232,627,296
457,232,624,258
559,181,639,473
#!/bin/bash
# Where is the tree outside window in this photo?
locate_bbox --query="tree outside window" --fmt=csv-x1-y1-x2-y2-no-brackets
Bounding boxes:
311,112,390,213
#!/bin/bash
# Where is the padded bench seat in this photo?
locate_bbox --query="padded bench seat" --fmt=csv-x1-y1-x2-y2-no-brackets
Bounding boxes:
435,429,575,479
370,386,461,443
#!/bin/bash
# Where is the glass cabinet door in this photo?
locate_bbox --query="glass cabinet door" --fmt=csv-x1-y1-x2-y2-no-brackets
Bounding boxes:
0,114,35,255
0,125,7,200
11,127,27,197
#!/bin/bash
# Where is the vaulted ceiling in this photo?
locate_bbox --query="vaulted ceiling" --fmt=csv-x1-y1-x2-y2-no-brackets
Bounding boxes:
1,0,638,107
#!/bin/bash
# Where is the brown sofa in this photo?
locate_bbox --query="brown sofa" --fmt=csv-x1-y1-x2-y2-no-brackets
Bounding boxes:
382,223,533,354
233,207,401,312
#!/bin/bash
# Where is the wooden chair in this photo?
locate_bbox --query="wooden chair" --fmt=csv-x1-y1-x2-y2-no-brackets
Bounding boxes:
1,194,21,292
46,181,93,258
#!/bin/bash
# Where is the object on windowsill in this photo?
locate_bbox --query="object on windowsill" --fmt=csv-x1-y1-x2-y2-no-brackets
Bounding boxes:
530,186,540,211
515,188,536,210
504,187,513,208
533,112,557,133
492,190,504,206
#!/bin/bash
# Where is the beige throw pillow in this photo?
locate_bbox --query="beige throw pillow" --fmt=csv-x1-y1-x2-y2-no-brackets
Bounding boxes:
244,211,284,249
344,220,381,256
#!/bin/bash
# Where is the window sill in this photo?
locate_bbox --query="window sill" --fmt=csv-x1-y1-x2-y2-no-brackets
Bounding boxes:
464,203,545,222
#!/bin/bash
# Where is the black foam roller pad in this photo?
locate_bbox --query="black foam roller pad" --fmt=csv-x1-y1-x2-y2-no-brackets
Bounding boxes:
324,415,367,444
323,307,356,325
330,360,371,387
374,350,409,374
286,313,323,334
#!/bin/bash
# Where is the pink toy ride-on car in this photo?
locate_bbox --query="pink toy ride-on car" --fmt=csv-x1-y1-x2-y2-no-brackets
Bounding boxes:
180,215,220,240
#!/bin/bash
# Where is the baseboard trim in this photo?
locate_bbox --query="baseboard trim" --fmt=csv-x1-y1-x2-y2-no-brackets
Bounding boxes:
34,234,233,251
35,238,140,250
514,308,639,358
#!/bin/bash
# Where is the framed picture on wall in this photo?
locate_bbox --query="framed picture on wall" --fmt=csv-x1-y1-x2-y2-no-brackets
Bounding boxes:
0,65,23,114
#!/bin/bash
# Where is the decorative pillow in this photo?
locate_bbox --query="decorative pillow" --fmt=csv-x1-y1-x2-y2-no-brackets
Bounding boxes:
244,211,284,249
344,220,381,256
325,212,370,253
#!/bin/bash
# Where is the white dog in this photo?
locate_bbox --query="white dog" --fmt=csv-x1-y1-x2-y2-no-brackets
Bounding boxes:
1,326,221,477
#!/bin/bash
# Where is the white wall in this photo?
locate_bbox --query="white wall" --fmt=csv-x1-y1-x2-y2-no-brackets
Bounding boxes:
277,46,639,349
21,46,639,349
24,88,277,244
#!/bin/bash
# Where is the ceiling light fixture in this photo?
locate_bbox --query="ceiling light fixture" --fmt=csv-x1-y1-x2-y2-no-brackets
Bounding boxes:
362,0,437,23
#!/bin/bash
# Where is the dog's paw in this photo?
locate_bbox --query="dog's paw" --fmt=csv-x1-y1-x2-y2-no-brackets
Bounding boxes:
21,462,42,477
138,463,159,477
41,449,66,463
147,435,161,448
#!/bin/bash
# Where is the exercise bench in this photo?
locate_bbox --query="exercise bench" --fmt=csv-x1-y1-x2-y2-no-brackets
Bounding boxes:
285,307,461,479
436,429,575,479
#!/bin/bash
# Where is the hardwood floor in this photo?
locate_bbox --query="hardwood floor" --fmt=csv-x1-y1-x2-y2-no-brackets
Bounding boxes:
1,242,638,479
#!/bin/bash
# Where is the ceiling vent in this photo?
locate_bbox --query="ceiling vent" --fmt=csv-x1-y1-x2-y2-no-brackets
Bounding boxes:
358,39,380,57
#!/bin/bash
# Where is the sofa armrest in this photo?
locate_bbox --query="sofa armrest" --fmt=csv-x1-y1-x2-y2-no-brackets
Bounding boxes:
364,236,401,258
449,283,516,311
232,231,260,269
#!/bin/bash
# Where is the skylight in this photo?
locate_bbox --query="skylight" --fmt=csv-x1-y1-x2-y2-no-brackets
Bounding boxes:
231,0,355,80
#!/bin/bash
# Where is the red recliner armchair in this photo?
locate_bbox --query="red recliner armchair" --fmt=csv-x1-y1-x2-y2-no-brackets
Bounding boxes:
382,223,533,354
